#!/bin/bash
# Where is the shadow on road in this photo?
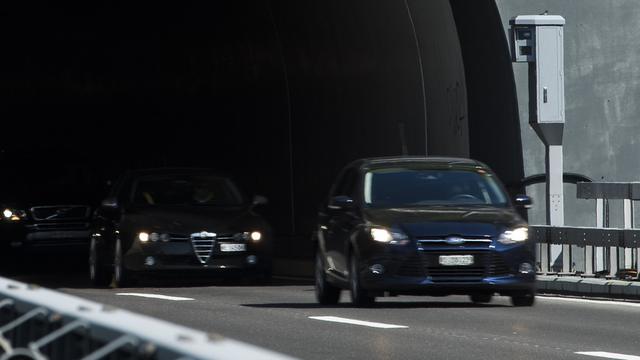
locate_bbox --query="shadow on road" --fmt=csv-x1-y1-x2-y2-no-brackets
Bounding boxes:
0,252,312,290
241,301,509,309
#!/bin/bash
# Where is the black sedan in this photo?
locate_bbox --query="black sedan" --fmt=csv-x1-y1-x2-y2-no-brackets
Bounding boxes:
314,157,536,307
89,168,272,287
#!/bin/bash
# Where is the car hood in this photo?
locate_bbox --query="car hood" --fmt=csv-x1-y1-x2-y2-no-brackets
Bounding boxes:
122,206,266,235
363,206,524,238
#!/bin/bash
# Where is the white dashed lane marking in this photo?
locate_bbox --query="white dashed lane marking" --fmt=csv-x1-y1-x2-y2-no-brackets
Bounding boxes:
309,316,408,329
116,293,195,301
576,351,640,360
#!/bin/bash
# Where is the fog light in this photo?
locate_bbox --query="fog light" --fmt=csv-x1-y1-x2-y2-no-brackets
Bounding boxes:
519,262,534,274
144,256,155,266
246,255,258,265
369,264,385,275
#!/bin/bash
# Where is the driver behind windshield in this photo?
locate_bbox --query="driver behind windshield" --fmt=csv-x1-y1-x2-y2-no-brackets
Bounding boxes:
132,176,243,207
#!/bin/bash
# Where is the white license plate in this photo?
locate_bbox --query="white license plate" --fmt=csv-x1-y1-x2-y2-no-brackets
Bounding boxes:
439,255,474,266
220,243,246,252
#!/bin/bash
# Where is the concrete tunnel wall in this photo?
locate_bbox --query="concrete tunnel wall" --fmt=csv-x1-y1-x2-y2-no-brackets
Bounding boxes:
0,1,519,259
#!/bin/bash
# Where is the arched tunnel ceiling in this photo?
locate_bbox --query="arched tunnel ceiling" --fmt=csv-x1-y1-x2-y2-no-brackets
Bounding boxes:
0,0,518,257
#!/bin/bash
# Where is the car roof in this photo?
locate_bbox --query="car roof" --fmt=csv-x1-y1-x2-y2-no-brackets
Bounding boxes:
350,156,484,169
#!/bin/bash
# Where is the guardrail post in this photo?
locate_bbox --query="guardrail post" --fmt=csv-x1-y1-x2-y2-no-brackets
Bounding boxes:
624,199,633,269
594,199,605,273
539,243,549,273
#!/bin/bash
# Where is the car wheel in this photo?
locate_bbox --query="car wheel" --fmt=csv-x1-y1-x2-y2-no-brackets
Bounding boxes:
470,293,493,304
511,291,535,307
89,236,112,287
113,237,131,288
315,252,340,305
349,254,374,307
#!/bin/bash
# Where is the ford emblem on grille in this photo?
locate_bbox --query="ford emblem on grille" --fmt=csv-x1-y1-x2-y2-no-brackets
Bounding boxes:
190,231,217,264
445,236,466,245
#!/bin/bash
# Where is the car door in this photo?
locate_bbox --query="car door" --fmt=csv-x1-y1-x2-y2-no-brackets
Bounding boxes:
325,166,360,278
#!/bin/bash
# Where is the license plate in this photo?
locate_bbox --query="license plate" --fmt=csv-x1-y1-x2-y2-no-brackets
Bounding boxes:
439,255,474,266
220,243,246,252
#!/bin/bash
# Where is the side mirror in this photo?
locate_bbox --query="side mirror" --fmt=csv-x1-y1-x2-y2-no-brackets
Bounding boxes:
252,195,268,207
101,197,119,210
514,194,532,209
328,196,354,210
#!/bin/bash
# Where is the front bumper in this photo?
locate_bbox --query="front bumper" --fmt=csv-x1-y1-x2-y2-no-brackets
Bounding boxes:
358,244,536,296
123,240,272,273
1,222,90,251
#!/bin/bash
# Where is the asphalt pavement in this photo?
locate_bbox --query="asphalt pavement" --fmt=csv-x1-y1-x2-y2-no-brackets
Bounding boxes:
4,255,640,360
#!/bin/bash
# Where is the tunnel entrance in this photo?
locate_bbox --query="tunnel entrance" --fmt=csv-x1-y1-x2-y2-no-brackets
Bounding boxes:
1,1,520,259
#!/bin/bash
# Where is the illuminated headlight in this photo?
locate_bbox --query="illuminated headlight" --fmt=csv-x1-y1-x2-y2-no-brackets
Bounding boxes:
498,227,528,244
370,227,409,245
3,209,24,221
250,231,262,241
138,232,150,242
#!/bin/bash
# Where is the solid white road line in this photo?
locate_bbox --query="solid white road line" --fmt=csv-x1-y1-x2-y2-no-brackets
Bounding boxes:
538,296,640,308
576,351,640,360
309,316,408,329
116,293,194,301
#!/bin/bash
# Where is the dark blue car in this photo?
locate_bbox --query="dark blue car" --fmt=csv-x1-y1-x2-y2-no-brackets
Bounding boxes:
314,157,536,307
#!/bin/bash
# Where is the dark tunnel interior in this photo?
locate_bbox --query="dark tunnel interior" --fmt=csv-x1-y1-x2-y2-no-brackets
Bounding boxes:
0,0,523,259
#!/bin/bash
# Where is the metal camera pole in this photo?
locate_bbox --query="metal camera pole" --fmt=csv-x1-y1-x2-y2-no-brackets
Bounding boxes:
510,15,567,273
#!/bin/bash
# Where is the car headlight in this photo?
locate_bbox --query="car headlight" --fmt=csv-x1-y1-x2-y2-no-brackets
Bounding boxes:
370,227,409,245
3,208,25,221
138,232,150,242
498,227,528,244
250,231,262,241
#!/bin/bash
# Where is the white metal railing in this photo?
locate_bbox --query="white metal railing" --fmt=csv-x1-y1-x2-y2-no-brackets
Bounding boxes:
532,182,640,279
0,276,295,360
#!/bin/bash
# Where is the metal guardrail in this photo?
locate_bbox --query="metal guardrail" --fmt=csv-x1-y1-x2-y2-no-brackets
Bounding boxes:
0,276,294,360
531,225,640,277
532,182,640,278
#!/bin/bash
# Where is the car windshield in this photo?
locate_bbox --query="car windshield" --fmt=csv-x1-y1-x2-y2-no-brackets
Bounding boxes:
363,167,508,208
131,175,244,207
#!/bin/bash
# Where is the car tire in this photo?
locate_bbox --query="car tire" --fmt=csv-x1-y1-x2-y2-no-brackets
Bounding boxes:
349,254,375,307
89,236,112,287
511,291,535,307
113,237,131,288
315,252,340,305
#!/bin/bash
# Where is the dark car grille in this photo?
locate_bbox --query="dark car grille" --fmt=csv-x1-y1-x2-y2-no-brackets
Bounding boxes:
416,237,492,250
167,232,239,264
170,233,236,242
191,234,216,264
397,255,426,277
30,206,90,221
397,251,513,281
